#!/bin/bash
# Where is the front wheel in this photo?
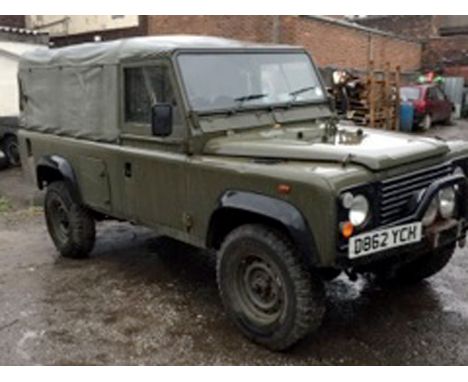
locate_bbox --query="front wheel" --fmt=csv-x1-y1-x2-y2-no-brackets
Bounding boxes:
45,181,96,259
217,224,325,351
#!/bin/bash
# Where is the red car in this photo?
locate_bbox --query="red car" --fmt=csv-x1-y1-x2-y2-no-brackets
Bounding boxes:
400,84,454,130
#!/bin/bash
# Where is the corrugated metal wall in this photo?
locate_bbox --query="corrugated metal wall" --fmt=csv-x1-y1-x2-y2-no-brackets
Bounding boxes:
443,77,465,118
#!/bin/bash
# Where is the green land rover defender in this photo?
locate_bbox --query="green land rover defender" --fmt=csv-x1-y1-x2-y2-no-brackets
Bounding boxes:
18,36,468,350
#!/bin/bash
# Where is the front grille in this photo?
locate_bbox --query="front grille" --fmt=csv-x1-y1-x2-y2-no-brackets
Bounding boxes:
379,162,453,225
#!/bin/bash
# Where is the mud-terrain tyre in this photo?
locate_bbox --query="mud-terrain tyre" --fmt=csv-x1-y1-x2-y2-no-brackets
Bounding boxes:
44,181,95,259
376,245,455,285
2,135,20,166
217,224,325,351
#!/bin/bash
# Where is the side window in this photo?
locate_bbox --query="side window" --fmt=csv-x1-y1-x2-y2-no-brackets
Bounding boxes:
435,87,446,101
124,67,149,123
426,88,436,101
124,65,184,137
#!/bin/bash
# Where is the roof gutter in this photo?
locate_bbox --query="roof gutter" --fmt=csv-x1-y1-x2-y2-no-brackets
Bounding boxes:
300,15,420,44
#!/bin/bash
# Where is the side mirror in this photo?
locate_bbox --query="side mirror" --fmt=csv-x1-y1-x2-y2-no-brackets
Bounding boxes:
151,103,173,137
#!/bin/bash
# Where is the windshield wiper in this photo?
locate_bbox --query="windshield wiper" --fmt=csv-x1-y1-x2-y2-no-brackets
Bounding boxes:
288,86,317,103
232,93,268,112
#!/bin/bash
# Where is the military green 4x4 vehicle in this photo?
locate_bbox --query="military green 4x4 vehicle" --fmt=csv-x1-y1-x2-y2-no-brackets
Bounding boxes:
18,36,468,350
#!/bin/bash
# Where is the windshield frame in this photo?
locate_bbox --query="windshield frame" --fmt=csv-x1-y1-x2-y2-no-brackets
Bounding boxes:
172,48,329,116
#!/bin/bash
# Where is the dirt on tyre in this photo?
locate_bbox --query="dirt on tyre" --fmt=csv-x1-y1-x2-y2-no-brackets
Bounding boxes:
217,224,325,351
2,135,20,166
375,245,455,285
44,181,96,259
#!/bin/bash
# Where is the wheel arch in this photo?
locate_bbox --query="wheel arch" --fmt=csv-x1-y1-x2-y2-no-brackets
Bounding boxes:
206,190,319,267
36,155,81,202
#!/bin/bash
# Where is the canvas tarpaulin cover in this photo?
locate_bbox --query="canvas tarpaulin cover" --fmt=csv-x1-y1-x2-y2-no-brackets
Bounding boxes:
18,35,291,142
19,57,120,142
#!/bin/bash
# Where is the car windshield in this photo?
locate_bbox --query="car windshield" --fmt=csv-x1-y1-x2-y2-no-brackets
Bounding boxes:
177,52,326,113
400,87,421,101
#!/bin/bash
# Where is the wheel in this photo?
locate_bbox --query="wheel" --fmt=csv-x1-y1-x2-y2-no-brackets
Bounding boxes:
421,114,432,131
44,181,96,259
443,113,453,126
2,135,20,166
217,224,325,351
375,245,455,285
0,151,8,170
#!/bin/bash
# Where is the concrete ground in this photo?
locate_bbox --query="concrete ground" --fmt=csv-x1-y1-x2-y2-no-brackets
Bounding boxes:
1,120,468,365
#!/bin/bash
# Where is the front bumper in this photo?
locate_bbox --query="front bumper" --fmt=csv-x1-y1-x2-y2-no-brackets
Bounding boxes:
336,173,468,268
336,218,465,269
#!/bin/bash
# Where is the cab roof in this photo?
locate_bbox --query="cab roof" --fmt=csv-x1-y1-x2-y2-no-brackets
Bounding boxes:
19,35,301,68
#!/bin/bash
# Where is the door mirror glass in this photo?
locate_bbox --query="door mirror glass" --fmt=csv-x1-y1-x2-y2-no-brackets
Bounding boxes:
151,103,173,137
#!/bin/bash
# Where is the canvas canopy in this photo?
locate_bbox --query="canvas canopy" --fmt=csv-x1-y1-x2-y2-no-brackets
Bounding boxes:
19,35,295,143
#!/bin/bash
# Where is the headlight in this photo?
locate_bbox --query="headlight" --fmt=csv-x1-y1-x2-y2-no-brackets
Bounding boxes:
348,194,370,227
422,197,438,226
439,187,456,219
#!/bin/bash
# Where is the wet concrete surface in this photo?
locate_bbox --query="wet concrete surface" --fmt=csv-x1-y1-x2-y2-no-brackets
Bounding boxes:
1,121,468,365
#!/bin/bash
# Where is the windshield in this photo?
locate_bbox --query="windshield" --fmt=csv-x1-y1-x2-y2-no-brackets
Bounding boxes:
400,87,421,101
177,52,326,113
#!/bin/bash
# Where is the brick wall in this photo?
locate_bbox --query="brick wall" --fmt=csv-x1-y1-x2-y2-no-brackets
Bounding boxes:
356,16,435,40
424,35,468,67
355,16,468,81
50,15,422,72
280,16,421,71
147,16,276,43
146,16,421,72
0,15,25,28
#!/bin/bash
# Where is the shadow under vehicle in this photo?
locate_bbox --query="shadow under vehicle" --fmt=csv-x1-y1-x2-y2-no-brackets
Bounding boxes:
17,35,468,351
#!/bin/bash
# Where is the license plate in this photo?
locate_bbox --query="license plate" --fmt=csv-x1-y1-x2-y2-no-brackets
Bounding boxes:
349,222,422,259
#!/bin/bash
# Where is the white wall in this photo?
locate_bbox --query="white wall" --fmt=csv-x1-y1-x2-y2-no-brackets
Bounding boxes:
26,15,139,37
0,41,41,117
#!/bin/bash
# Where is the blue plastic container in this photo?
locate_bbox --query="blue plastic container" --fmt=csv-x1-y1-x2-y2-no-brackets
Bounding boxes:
399,102,414,132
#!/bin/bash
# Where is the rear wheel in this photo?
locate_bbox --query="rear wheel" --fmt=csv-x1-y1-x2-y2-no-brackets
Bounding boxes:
375,245,455,285
217,224,325,351
44,181,96,259
2,135,20,166
443,112,453,125
421,114,432,131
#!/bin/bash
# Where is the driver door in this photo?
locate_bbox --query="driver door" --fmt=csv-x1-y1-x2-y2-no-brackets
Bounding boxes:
118,60,189,233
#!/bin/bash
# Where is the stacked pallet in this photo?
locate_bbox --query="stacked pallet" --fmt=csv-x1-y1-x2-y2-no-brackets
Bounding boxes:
347,62,401,130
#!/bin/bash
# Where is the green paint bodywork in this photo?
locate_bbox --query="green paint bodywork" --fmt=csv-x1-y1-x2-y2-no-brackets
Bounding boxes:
18,37,468,267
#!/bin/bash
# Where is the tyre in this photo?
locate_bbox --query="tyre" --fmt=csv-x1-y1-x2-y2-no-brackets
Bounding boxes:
2,135,20,166
375,245,455,285
0,150,8,170
44,181,96,259
217,224,325,351
421,114,432,131
443,113,453,126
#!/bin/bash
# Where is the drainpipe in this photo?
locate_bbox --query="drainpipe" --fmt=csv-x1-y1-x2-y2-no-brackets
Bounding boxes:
368,32,374,69
272,16,280,43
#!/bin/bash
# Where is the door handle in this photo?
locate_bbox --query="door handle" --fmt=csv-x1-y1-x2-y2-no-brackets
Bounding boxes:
124,162,132,178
